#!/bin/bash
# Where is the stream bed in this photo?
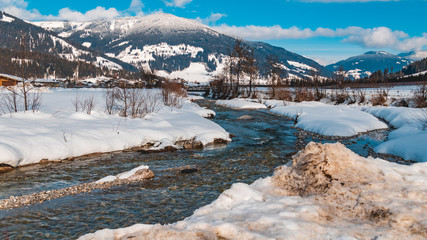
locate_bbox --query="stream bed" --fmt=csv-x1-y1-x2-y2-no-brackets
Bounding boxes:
0,99,392,239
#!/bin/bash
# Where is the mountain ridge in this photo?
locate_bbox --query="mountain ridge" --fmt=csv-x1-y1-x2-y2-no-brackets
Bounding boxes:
32,13,333,82
326,51,411,80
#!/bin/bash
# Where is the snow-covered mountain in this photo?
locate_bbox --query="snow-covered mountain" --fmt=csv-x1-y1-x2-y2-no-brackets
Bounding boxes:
0,11,134,72
326,51,411,80
33,13,332,83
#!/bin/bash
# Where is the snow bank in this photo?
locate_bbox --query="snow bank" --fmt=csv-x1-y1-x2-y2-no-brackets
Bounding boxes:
96,165,153,184
216,99,267,109
0,89,229,167
271,102,388,137
79,142,427,240
364,107,427,162
181,100,215,118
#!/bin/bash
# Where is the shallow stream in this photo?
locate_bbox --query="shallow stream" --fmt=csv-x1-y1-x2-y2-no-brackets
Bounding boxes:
0,99,391,239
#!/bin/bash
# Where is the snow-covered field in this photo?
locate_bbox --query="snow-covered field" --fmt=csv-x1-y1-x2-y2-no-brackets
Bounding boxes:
0,88,230,167
79,142,427,240
216,98,427,162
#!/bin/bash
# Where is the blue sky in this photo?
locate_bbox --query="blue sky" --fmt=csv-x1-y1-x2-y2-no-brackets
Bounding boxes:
1,0,427,65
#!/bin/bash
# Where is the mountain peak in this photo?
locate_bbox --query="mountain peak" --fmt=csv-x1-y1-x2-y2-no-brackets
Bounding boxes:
364,51,391,55
327,51,411,80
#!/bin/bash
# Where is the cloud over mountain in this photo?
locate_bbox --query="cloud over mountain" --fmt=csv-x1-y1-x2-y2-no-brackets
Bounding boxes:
214,25,427,52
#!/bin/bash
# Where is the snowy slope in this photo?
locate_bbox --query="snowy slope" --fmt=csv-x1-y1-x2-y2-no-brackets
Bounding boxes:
0,11,129,72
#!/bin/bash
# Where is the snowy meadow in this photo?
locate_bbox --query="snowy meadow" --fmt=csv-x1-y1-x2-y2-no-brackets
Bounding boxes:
0,87,230,167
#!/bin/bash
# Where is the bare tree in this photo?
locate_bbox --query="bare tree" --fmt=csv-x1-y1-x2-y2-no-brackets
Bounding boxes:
230,39,247,97
82,95,96,115
72,91,96,114
266,55,284,99
335,66,346,88
17,33,34,112
311,70,325,101
1,33,43,113
242,46,258,97
72,91,80,112
105,87,116,115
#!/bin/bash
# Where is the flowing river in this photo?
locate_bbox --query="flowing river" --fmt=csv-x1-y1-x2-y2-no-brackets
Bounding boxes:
0,99,392,239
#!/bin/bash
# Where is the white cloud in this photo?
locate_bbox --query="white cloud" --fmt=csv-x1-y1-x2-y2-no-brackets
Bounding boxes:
195,13,226,25
0,0,50,20
57,7,120,22
164,0,192,8
0,0,141,21
215,24,427,52
127,0,144,16
0,0,26,8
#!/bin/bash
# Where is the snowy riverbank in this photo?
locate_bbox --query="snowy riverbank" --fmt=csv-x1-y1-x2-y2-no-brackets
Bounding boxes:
363,106,427,162
271,101,388,137
217,98,427,162
0,88,230,168
79,142,427,240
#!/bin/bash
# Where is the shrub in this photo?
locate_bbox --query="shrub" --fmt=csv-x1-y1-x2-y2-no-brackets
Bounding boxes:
161,80,187,108
275,87,293,101
104,87,162,118
0,85,42,114
295,88,315,102
72,92,96,114
371,89,389,106
331,89,349,104
412,82,427,108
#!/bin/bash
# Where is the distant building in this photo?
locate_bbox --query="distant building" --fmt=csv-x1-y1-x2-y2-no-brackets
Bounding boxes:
31,78,62,87
0,74,22,87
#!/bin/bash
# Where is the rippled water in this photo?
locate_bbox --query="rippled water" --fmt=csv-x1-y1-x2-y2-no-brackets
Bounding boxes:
0,99,390,239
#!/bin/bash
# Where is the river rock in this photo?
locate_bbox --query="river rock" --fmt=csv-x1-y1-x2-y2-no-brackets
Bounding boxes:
238,115,254,120
126,169,155,181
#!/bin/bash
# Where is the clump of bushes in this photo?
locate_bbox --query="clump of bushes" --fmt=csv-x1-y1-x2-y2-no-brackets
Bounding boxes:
412,82,427,108
371,89,389,106
161,80,187,108
275,87,293,101
294,88,315,102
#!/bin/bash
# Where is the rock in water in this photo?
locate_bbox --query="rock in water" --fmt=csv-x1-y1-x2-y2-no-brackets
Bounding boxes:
126,169,155,181
237,115,254,120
